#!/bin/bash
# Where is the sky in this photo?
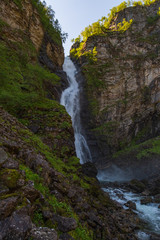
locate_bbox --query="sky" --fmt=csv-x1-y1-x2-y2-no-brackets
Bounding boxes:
45,0,123,55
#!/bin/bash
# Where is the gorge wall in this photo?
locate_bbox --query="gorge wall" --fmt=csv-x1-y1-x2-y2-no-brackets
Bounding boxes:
0,1,142,239
71,1,160,179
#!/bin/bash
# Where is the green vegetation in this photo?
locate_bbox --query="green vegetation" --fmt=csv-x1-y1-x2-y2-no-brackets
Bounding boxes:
117,18,133,32
20,165,93,239
113,136,160,159
71,0,159,48
5,0,67,44
0,40,59,116
30,0,67,44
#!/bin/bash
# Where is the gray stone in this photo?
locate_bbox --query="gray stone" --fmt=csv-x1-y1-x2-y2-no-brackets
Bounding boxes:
0,148,7,166
57,216,77,233
30,226,58,240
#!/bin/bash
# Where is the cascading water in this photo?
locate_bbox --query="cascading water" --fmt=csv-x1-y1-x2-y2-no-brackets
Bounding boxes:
60,57,92,164
61,57,160,240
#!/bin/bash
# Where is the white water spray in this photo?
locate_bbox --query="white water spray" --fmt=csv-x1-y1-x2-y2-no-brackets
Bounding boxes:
60,57,92,164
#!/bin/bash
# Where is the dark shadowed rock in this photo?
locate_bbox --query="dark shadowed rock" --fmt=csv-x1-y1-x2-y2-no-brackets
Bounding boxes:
0,196,19,220
125,201,136,210
81,162,98,178
59,233,75,240
140,197,153,205
22,184,40,203
0,148,8,166
57,216,77,233
129,179,146,193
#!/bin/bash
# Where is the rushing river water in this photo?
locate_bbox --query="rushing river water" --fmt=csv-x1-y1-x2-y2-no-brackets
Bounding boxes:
61,57,160,240
101,186,160,239
60,57,92,164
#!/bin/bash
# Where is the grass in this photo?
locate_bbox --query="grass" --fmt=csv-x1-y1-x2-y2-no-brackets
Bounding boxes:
113,136,160,159
20,165,93,239
0,41,60,116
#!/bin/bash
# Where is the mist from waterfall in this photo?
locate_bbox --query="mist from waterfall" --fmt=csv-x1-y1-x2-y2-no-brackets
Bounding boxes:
60,57,92,164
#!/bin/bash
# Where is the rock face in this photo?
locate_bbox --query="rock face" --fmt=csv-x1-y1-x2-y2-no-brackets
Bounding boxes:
71,1,160,178
0,0,64,70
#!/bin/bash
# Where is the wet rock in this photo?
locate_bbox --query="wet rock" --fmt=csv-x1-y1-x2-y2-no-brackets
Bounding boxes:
59,233,75,240
81,162,98,178
154,194,160,203
0,211,32,239
30,226,58,240
141,197,153,205
150,232,160,240
129,179,146,193
0,196,19,219
57,216,77,233
125,201,136,210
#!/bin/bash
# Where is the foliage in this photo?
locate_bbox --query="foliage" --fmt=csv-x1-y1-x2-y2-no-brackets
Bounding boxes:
71,0,159,47
0,41,59,116
117,18,133,32
70,44,98,63
31,0,68,44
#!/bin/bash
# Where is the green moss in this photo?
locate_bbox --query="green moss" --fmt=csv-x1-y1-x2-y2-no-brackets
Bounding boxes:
71,226,93,240
13,0,22,9
0,193,19,200
0,169,20,189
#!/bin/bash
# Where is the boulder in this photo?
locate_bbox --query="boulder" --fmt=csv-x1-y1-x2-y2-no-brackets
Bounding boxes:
57,216,77,233
30,226,58,240
0,196,19,220
125,201,136,210
59,233,75,240
0,148,8,166
81,162,98,178
0,211,32,239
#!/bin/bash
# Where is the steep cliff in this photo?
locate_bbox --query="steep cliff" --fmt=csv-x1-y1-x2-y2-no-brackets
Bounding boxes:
0,1,142,239
71,0,160,178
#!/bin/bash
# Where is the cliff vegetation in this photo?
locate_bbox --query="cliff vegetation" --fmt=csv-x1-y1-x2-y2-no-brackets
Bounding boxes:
70,0,160,179
0,0,140,239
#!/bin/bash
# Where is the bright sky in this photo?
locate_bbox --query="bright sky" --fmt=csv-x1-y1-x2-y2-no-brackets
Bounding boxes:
45,0,123,55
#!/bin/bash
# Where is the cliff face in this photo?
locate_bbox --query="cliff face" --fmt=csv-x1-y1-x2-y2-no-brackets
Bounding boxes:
0,0,64,69
0,1,142,239
71,1,160,176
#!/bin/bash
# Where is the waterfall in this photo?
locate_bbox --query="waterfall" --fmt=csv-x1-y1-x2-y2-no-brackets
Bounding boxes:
60,57,92,164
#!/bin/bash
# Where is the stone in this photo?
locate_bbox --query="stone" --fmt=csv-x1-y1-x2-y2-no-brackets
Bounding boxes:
140,197,153,205
81,162,98,178
22,185,40,203
0,148,8,166
0,169,20,189
57,216,77,233
0,184,9,195
0,196,19,220
0,211,32,239
129,179,146,193
154,194,160,203
2,157,19,169
30,226,58,240
125,201,136,210
59,233,75,240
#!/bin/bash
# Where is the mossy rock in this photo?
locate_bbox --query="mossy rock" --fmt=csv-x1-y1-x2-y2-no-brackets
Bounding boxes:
0,169,20,189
